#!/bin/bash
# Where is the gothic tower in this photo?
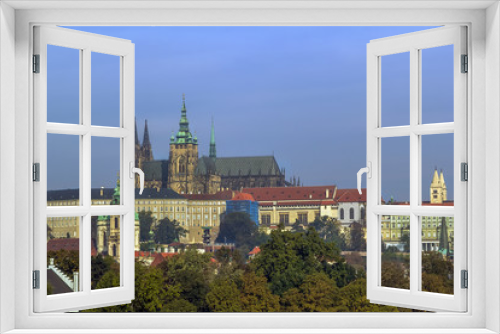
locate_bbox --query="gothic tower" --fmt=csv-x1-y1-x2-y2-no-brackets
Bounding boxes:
168,94,199,194
430,168,447,204
142,120,154,162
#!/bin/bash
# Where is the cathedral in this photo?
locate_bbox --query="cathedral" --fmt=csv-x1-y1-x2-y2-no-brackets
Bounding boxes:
136,96,286,194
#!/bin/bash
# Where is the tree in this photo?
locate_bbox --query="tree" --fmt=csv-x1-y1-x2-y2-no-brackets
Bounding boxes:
335,278,400,312
95,269,120,289
216,212,260,253
251,228,342,295
206,278,242,312
401,231,410,253
139,211,155,242
91,254,117,289
154,218,187,245
47,249,79,277
281,273,340,312
421,251,453,294
159,249,214,310
291,219,304,233
240,272,280,312
310,216,346,250
349,222,366,251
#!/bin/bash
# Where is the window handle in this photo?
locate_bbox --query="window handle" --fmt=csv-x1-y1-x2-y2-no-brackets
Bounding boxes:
357,162,371,195
130,162,144,195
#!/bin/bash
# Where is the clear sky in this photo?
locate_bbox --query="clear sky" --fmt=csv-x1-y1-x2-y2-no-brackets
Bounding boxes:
47,26,454,202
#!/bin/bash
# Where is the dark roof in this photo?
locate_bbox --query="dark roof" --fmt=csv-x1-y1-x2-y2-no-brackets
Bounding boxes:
48,187,184,201
143,160,169,183
47,269,73,295
135,188,185,199
196,156,282,176
47,238,98,256
183,189,233,201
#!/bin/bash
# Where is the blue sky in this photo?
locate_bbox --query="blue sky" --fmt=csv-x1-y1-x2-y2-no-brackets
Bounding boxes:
47,26,454,202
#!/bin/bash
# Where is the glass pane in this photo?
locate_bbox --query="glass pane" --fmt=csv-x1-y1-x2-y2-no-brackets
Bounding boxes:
47,216,80,295
421,45,454,124
47,134,79,205
381,52,410,127
421,134,454,204
91,215,121,290
421,216,454,295
91,137,121,205
381,214,410,289
91,52,120,127
381,136,410,205
47,45,80,124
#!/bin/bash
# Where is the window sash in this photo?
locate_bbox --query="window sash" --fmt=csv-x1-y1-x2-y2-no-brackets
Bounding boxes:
366,26,467,312
33,25,136,313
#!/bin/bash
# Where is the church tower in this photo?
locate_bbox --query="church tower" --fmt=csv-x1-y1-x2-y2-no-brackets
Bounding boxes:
168,94,199,194
142,120,154,162
209,118,216,159
430,168,447,204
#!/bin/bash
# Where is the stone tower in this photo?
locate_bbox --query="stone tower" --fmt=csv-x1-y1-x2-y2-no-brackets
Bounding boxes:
430,169,447,204
168,94,199,194
135,119,154,188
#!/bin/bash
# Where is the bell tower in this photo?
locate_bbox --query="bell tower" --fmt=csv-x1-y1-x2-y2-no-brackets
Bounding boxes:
430,168,447,204
168,94,199,194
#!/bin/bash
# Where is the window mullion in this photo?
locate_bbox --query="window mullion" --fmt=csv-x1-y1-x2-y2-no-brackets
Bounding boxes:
81,48,91,294
409,47,420,294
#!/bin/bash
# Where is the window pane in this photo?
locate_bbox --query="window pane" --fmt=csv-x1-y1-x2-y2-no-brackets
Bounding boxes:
47,217,80,295
381,214,410,290
381,136,410,205
47,134,79,205
91,137,121,205
91,215,121,290
421,216,454,295
421,45,454,124
47,45,80,124
421,133,454,204
91,52,120,127
381,52,410,127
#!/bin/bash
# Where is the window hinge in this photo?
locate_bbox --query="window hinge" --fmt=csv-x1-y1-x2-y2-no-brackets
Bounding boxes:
33,54,40,73
461,270,468,289
461,162,468,181
461,54,468,73
33,270,40,289
33,163,40,182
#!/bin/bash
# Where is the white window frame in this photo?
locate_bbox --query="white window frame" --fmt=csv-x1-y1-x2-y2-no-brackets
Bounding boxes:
1,2,498,334
366,26,467,312
33,25,136,312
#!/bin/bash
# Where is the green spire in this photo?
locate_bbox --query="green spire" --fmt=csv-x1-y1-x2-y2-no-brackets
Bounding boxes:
438,217,450,256
173,94,196,145
209,118,216,159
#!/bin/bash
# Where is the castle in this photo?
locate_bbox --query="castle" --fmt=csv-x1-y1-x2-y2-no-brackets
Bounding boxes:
136,95,286,194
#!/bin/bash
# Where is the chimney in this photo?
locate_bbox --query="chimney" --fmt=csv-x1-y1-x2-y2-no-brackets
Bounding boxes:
326,189,329,198
100,187,104,197
73,271,79,292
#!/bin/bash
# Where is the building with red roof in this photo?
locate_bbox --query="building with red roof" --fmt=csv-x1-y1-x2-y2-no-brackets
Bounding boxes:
226,191,259,224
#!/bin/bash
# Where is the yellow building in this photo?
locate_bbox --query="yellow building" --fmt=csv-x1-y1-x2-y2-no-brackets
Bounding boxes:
381,169,454,253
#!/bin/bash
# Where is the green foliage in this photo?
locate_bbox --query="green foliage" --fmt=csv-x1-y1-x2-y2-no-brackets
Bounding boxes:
335,278,400,312
281,273,340,312
216,212,261,253
310,216,346,250
159,249,214,310
422,251,454,294
251,228,342,295
401,231,410,253
240,272,280,312
139,211,155,242
95,269,120,289
47,249,79,277
91,254,117,289
206,278,243,312
349,222,366,251
154,218,187,245
47,282,53,296
381,252,410,290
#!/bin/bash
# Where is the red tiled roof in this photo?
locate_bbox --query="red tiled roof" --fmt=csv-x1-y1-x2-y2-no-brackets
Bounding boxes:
242,186,337,202
248,246,261,255
150,253,165,267
232,192,256,201
47,238,97,256
335,188,366,203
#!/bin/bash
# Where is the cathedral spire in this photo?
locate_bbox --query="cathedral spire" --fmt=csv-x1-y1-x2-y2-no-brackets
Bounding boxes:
143,120,151,148
135,118,140,146
209,118,216,159
173,94,196,145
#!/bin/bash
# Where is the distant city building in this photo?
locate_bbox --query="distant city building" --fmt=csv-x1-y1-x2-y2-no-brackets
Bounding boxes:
381,168,454,252
226,192,260,225
336,189,367,227
137,95,287,194
242,185,338,228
